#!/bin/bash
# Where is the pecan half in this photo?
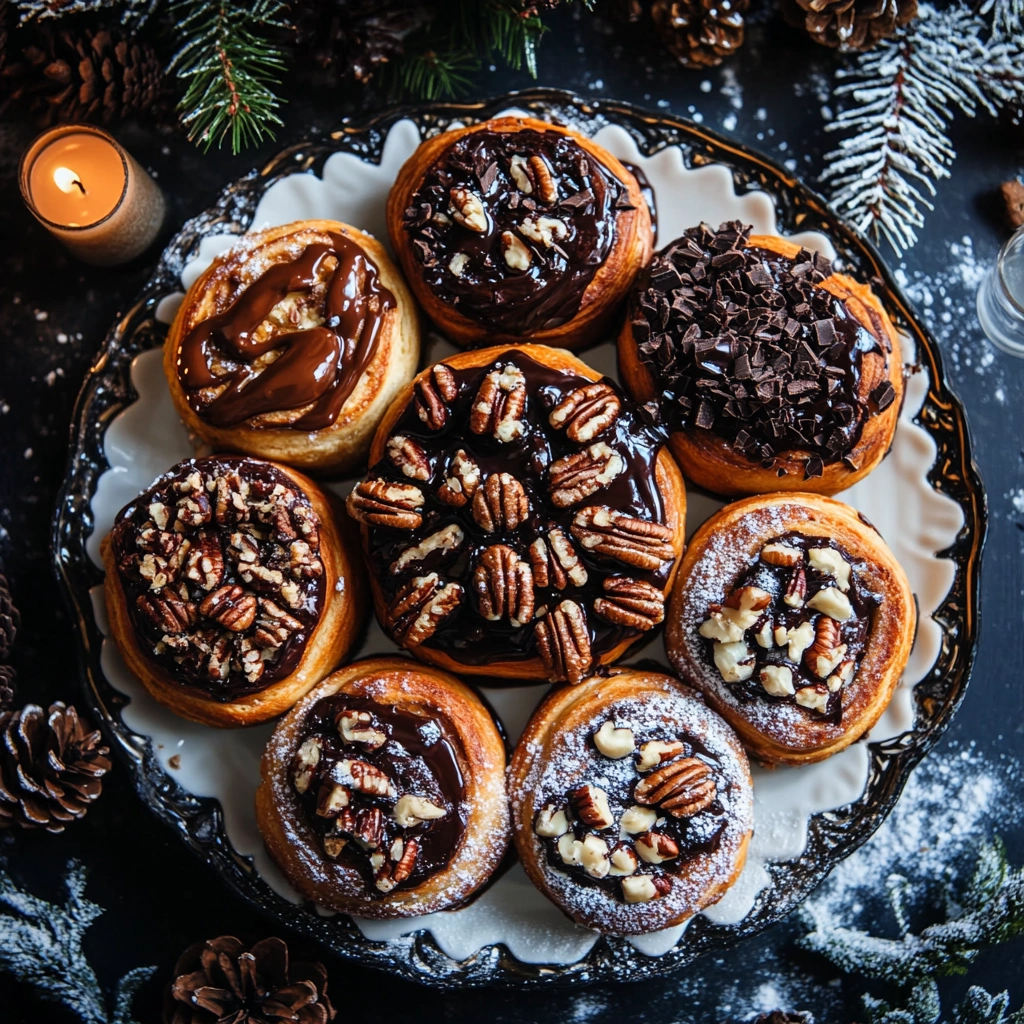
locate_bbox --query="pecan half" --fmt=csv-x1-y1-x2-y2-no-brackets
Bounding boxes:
353,806,384,848
199,584,257,632
570,506,675,571
806,616,847,678
388,573,463,646
470,363,527,443
184,534,224,591
569,783,614,829
346,479,424,530
137,593,195,634
548,442,624,508
389,524,464,575
449,187,488,232
414,364,458,431
436,449,481,507
472,472,530,533
528,527,588,589
549,382,621,443
252,598,302,649
386,435,431,481
634,757,716,818
592,577,665,631
534,599,592,685
336,710,386,750
502,230,532,270
784,566,807,608
336,758,397,799
473,545,535,626
529,154,558,204
761,541,803,567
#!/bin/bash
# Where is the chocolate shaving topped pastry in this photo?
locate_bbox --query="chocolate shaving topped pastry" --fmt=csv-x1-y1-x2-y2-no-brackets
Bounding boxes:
619,221,904,496
666,493,915,765
256,658,509,917
165,219,420,474
509,669,752,934
346,344,687,685
387,117,653,349
102,455,366,727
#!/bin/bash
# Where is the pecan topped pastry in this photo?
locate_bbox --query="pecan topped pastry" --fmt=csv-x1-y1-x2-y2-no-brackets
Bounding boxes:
509,669,752,934
102,455,366,727
667,493,915,765
387,116,652,349
164,220,420,474
618,221,905,496
257,658,509,917
346,344,687,685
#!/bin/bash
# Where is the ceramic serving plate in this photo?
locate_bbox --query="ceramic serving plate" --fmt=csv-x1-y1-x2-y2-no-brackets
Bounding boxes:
53,90,986,986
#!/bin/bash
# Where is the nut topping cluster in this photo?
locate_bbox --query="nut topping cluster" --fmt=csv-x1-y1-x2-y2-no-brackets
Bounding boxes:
111,457,324,699
534,719,723,904
347,351,676,684
698,534,877,716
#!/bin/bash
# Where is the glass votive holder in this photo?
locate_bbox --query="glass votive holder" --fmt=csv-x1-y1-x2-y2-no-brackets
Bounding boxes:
977,224,1024,357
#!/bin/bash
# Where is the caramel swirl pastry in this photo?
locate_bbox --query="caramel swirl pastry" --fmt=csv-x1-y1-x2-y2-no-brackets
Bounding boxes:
164,219,420,475
508,669,753,934
387,116,653,350
345,344,687,685
619,221,904,495
666,492,915,765
256,657,509,917
101,455,366,727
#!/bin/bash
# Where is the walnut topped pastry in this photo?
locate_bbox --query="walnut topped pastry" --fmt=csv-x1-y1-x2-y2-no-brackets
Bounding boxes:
387,116,652,349
346,344,687,685
164,219,420,474
102,455,366,727
618,221,904,495
666,493,915,765
509,669,752,934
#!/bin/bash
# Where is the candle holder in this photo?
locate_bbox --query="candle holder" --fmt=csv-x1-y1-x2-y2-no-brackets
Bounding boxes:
977,224,1024,357
19,124,166,267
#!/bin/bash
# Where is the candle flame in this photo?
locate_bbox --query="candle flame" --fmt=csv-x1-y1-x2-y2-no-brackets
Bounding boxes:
53,166,85,194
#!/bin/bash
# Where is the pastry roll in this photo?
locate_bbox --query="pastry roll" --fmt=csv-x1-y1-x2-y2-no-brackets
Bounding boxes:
345,344,687,685
164,219,420,475
102,455,365,727
387,116,653,349
665,492,915,765
508,669,753,934
256,657,509,917
619,221,904,495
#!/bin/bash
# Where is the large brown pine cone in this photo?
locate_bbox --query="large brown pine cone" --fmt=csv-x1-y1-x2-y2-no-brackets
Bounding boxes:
163,936,336,1024
0,572,19,662
779,0,917,50
0,25,166,125
652,0,748,68
0,702,111,832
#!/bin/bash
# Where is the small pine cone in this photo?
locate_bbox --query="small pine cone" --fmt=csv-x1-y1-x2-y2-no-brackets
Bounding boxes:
0,665,14,711
652,0,748,68
163,935,336,1024
0,572,19,662
779,0,917,50
0,702,111,832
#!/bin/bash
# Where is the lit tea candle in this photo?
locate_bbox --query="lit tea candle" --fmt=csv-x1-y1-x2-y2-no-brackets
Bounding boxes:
19,125,165,266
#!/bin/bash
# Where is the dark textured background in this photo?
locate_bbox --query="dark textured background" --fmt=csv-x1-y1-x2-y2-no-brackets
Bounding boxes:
1,6,1023,1021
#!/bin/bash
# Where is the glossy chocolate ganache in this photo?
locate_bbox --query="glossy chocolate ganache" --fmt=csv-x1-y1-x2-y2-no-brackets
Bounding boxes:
175,232,395,430
402,128,631,333
347,351,676,684
630,221,895,479
109,456,324,699
291,694,466,894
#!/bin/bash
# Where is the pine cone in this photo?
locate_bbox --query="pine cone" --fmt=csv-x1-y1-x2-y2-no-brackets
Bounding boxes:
652,0,748,68
0,25,166,125
0,573,18,662
779,0,917,50
163,936,336,1024
752,1014,811,1024
0,702,111,832
0,665,14,712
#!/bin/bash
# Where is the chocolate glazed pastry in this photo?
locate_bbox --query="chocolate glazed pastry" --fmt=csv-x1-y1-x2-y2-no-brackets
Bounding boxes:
387,116,653,350
666,493,915,765
618,221,905,496
256,657,509,917
345,344,687,685
101,455,366,727
508,669,753,934
164,219,420,475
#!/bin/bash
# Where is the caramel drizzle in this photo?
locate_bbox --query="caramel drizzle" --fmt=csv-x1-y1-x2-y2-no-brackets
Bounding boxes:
176,232,396,431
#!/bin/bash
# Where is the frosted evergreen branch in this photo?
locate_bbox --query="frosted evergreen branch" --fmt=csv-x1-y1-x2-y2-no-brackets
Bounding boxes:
12,0,160,24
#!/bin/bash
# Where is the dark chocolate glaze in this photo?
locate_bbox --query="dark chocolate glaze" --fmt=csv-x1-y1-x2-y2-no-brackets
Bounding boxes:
295,694,467,895
402,128,630,333
361,351,673,679
109,456,324,699
176,231,395,431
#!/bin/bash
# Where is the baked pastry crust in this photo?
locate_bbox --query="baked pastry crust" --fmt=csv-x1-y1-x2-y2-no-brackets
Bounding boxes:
665,492,915,765
164,219,420,476
348,343,687,684
508,668,752,934
256,657,510,917
102,456,366,728
619,229,904,496
387,116,653,350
